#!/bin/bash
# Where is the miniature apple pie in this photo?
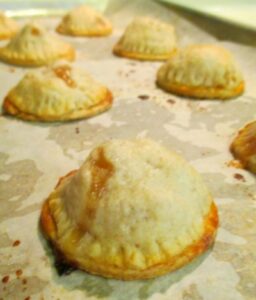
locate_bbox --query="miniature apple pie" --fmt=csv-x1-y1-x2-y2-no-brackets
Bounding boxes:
230,121,256,174
3,62,113,121
56,5,112,37
40,139,218,280
157,45,244,99
0,11,18,40
113,17,177,61
0,23,75,66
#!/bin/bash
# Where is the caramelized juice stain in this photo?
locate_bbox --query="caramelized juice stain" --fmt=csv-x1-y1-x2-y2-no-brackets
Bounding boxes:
2,275,9,284
15,269,23,277
31,27,40,36
12,240,20,247
53,65,76,88
82,148,114,227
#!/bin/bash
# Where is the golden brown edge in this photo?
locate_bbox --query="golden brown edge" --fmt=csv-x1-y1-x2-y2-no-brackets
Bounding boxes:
3,88,113,122
56,24,112,37
156,76,245,100
0,45,75,67
113,44,176,61
0,31,17,40
40,170,218,280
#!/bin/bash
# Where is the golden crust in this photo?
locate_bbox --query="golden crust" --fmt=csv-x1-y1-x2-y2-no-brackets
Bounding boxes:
0,44,75,67
113,17,177,61
156,79,245,100
2,62,113,122
0,32,16,40
230,121,256,174
41,174,218,280
56,5,112,37
113,45,176,61
0,11,18,40
40,139,218,280
3,89,113,122
57,25,112,37
156,45,244,100
0,23,75,67
0,31,17,40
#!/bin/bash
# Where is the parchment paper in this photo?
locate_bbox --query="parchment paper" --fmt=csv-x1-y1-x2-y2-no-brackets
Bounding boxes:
0,0,256,299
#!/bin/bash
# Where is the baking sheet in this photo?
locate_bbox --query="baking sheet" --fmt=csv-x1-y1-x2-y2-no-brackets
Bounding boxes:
159,0,256,31
0,0,256,299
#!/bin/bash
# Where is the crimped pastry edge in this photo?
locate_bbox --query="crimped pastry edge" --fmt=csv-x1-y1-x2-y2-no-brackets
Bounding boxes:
40,170,218,280
56,23,112,37
3,88,113,122
0,44,75,67
113,44,176,61
156,76,245,100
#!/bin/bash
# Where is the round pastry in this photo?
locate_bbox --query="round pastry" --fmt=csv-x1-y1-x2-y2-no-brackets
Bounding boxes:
0,11,18,40
156,45,244,99
3,62,113,121
113,17,177,61
0,23,75,66
40,139,218,280
230,121,256,174
56,5,112,37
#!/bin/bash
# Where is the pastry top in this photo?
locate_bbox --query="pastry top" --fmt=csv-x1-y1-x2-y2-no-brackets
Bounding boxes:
4,62,112,121
0,23,75,66
56,5,112,36
49,139,214,270
157,44,243,90
113,17,177,60
231,121,256,174
0,11,18,40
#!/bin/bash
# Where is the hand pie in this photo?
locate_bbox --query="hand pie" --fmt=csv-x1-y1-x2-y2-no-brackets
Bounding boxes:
40,139,218,280
56,5,112,37
0,11,18,40
0,23,75,66
230,121,256,174
113,17,177,61
3,62,113,121
157,45,244,99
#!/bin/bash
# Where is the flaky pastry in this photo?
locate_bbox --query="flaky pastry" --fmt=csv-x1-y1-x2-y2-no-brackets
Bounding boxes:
0,23,75,66
56,5,112,37
3,62,113,121
0,11,18,40
113,17,177,61
157,44,244,99
40,139,218,280
231,121,256,174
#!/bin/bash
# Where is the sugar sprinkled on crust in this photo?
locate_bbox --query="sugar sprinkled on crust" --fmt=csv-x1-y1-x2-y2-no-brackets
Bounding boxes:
41,139,218,279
